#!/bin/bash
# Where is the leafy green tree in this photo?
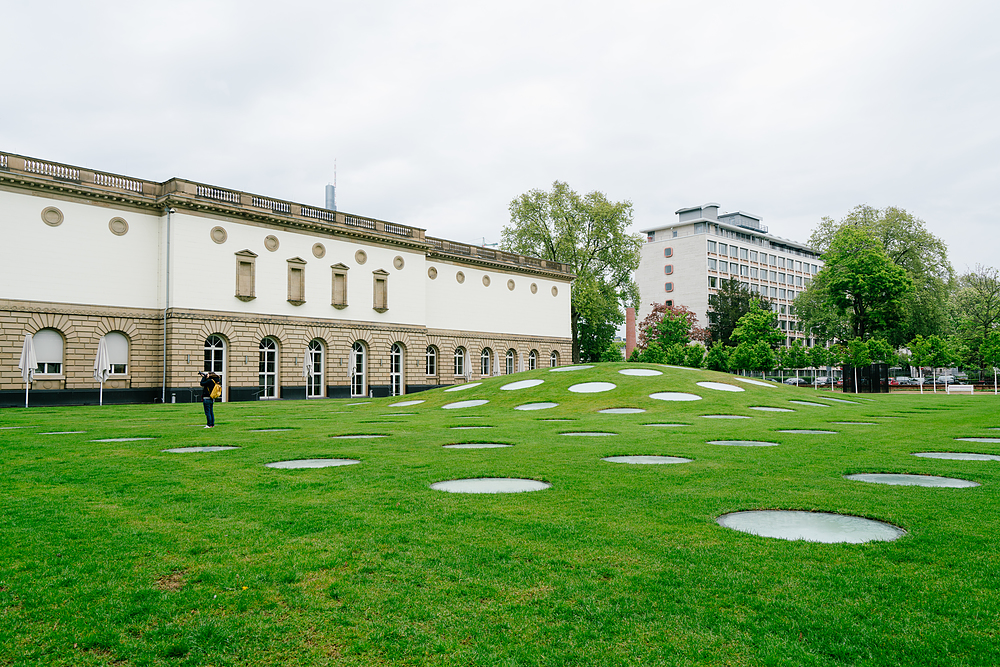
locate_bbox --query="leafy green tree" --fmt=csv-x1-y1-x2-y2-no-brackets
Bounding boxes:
810,205,953,342
664,343,686,366
799,227,913,340
982,331,1000,394
684,343,706,369
708,278,771,346
599,340,625,362
733,341,774,376
732,301,784,349
784,340,809,379
867,338,897,367
845,339,872,394
704,342,731,372
908,335,932,394
637,303,707,351
640,342,667,364
503,181,642,362
950,265,1000,378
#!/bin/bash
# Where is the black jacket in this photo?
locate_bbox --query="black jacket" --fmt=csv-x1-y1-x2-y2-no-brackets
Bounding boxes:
200,375,219,399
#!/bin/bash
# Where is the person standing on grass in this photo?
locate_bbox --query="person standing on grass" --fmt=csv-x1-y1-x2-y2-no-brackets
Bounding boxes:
199,371,220,428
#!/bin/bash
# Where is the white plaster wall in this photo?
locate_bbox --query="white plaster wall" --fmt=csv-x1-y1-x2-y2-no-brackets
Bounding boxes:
637,232,710,327
425,260,572,338
168,214,427,325
0,190,161,309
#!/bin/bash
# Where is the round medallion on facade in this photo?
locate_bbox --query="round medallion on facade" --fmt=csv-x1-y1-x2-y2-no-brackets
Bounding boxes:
108,217,129,236
507,279,515,291
312,243,326,258
355,249,368,265
428,266,438,279
41,206,64,227
264,235,280,252
456,271,466,284
482,275,491,287
530,282,538,294
551,286,559,297
393,256,405,270
210,226,228,244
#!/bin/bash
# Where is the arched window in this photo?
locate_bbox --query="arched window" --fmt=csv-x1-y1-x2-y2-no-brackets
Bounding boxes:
454,347,465,377
481,348,492,377
351,341,367,397
259,338,278,399
390,343,404,396
506,349,515,375
528,350,537,370
34,329,64,375
550,350,559,368
204,335,226,401
105,332,129,375
426,346,437,376
307,339,324,398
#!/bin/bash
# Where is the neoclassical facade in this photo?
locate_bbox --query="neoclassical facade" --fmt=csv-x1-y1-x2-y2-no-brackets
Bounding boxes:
0,152,573,406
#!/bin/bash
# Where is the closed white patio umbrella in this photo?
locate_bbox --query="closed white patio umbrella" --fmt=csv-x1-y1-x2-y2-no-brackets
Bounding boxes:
94,336,112,406
518,353,525,373
302,347,314,398
464,349,472,382
17,334,37,408
494,353,501,377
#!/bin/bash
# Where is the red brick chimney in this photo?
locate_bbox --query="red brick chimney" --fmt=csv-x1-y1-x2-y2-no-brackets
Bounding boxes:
625,307,636,360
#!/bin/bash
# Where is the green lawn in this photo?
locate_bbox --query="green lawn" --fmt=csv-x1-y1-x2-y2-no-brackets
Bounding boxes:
2,363,998,666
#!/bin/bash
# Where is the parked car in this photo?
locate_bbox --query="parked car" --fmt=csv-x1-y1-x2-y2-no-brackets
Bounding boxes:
783,377,808,385
937,375,956,384
813,376,832,385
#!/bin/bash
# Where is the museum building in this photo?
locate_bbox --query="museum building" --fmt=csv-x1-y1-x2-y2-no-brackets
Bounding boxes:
0,151,574,406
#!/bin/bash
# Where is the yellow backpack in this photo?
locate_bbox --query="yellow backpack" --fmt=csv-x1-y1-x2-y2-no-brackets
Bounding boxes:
210,380,222,400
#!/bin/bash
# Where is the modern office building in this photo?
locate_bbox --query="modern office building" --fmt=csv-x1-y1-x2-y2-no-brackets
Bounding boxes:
637,203,823,346
0,151,573,406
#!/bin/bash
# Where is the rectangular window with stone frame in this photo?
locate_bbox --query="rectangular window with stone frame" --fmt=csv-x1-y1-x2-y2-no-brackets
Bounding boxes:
235,250,257,301
373,269,388,312
287,257,306,305
330,263,349,309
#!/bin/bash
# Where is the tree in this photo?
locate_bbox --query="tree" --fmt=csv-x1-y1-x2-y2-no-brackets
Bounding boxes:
732,341,774,376
981,331,1000,394
708,278,771,346
503,181,643,363
800,227,913,340
784,340,809,379
867,338,897,367
908,334,955,394
809,205,953,343
732,301,785,349
808,344,831,388
684,343,706,369
845,339,872,394
637,303,708,351
704,342,731,372
950,265,1000,379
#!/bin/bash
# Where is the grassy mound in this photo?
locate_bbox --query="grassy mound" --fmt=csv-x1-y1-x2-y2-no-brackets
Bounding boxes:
1,363,999,665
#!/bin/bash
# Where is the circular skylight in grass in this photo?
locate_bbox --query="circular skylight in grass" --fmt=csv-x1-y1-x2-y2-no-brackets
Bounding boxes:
789,401,831,407
443,400,490,409
431,478,550,493
831,422,877,425
778,429,837,434
90,437,155,442
502,379,544,390
569,382,617,393
818,398,860,404
550,365,593,372
701,415,751,419
346,402,370,406
162,446,239,453
560,432,617,436
955,437,1000,444
450,426,494,430
0,426,31,430
443,443,512,449
845,473,979,488
696,381,744,392
733,377,775,387
913,452,1000,461
385,413,415,416
644,423,688,427
445,383,481,392
708,440,779,447
599,408,646,414
649,392,701,402
515,402,559,411
331,434,387,439
41,431,86,435
618,368,662,376
266,459,360,469
602,455,692,464
717,510,906,543
749,406,794,412
391,400,425,407
250,428,294,432
540,418,575,422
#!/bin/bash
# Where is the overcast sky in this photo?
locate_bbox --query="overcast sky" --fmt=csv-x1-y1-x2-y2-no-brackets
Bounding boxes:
2,1,997,272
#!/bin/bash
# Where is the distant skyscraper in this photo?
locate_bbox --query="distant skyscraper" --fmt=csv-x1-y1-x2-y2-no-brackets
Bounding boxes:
325,183,336,211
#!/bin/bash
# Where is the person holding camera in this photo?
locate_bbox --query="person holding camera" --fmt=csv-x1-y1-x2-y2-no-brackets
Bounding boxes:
199,371,221,428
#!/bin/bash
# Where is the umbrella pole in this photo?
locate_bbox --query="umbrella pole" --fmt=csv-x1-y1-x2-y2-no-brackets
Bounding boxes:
25,384,29,408
100,381,104,406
